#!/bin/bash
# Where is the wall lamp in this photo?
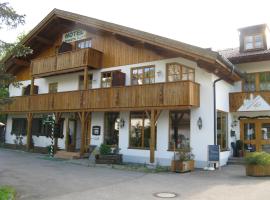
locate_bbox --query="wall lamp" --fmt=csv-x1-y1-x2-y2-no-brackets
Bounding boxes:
197,117,203,130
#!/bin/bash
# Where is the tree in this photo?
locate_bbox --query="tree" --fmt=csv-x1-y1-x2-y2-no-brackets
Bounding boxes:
0,2,32,107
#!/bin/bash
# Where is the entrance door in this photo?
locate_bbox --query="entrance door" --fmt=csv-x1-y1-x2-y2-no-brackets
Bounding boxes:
67,119,76,151
104,112,120,146
240,119,270,154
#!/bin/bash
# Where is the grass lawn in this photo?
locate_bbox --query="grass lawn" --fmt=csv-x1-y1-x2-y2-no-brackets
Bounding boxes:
0,186,16,200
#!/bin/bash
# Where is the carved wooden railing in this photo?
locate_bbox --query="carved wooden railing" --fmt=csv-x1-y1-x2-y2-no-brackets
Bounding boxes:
31,48,103,76
1,81,200,113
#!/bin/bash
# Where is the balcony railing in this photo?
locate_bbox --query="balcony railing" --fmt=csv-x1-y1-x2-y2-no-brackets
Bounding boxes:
1,81,200,113
229,91,270,112
31,48,103,77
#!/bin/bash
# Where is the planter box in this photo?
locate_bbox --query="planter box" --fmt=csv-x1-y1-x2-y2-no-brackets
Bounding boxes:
246,165,270,176
171,160,195,173
95,154,122,164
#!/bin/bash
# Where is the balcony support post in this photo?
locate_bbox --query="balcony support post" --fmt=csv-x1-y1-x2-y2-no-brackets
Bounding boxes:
78,111,90,156
150,109,161,164
30,77,35,95
53,112,62,153
26,113,33,151
83,67,88,90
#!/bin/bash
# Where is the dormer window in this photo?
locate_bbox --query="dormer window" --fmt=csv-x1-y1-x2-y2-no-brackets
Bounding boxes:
244,34,263,51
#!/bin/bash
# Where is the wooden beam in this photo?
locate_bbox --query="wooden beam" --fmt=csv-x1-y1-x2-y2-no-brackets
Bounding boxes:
26,113,33,150
83,67,88,90
35,35,54,46
79,111,86,155
30,77,35,95
53,112,62,152
14,58,30,67
150,109,155,163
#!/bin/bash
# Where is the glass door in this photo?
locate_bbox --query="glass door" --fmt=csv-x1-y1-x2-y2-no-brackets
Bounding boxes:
240,119,270,154
260,121,270,153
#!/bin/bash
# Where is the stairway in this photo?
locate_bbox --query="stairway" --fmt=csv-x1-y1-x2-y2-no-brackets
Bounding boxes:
227,157,245,165
54,151,81,159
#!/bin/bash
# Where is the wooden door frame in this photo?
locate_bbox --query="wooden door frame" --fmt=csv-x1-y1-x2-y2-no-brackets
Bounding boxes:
240,118,270,153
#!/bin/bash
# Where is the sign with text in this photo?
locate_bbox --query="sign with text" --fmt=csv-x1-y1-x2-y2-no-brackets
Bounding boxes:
62,29,87,43
208,145,220,162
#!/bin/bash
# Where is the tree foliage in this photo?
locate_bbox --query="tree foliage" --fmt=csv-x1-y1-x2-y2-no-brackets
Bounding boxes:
0,2,32,107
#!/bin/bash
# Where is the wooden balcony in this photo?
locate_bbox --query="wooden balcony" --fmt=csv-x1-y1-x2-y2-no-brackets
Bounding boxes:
1,81,200,113
31,48,103,77
229,91,270,112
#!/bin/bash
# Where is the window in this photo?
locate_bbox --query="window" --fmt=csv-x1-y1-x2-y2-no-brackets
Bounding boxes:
32,118,43,136
129,111,155,149
11,118,27,136
169,110,190,150
217,111,228,151
79,74,93,90
243,73,256,92
49,83,58,93
244,34,263,50
167,63,194,82
259,72,270,91
131,66,155,85
104,112,120,146
101,71,113,88
77,39,92,49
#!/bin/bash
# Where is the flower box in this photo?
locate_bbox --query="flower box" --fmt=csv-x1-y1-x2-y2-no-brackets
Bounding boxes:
95,154,122,164
246,165,270,176
171,160,195,173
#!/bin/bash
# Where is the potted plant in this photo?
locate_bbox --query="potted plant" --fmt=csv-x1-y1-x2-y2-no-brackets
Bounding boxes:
95,144,122,164
245,151,270,176
171,146,195,173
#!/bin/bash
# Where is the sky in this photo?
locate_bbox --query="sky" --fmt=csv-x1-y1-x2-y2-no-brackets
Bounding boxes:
1,0,270,51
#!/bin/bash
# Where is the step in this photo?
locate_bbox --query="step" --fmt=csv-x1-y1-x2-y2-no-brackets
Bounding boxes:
227,157,245,165
54,151,81,159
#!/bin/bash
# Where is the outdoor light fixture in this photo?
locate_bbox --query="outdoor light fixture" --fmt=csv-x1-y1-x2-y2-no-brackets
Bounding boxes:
197,117,202,130
119,118,125,128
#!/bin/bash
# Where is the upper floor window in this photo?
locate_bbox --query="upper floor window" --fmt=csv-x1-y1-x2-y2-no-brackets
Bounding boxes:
259,72,270,91
101,71,113,88
167,63,195,82
79,74,93,90
49,82,58,93
244,34,263,51
76,39,92,49
131,66,155,85
243,74,256,92
243,72,270,92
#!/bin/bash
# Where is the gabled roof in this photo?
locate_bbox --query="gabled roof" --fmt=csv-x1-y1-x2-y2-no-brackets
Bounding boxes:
3,9,244,82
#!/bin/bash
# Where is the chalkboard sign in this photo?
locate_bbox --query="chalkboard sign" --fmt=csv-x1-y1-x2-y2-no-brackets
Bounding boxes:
208,145,220,162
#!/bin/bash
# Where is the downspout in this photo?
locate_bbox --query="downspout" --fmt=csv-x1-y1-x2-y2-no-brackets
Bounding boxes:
213,63,235,145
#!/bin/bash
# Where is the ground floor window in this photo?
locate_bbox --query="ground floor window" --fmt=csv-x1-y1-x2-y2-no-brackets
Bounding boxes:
169,110,190,150
11,118,27,136
129,111,155,149
217,111,228,151
104,112,120,146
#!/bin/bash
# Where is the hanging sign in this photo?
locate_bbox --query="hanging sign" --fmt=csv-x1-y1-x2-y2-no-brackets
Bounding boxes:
238,95,270,112
62,29,87,43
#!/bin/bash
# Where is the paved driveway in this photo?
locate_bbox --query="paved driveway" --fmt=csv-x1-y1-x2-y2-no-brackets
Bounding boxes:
0,149,270,200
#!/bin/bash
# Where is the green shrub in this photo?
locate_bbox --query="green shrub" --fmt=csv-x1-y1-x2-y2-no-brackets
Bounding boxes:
99,144,112,155
0,186,16,200
245,152,270,166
